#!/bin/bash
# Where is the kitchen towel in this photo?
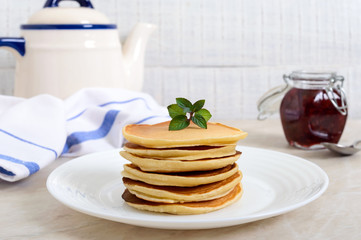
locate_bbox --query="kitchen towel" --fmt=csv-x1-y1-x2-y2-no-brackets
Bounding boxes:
0,88,170,182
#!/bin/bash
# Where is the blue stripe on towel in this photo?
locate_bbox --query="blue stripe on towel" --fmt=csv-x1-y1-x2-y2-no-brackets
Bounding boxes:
0,166,15,176
62,109,120,154
67,97,152,121
0,154,40,175
98,98,152,110
0,129,58,158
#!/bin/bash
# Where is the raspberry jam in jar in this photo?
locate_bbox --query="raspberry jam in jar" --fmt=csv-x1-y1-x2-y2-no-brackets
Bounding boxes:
280,71,348,149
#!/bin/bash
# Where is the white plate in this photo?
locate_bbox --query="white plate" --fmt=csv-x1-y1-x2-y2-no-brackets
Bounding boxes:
47,146,328,230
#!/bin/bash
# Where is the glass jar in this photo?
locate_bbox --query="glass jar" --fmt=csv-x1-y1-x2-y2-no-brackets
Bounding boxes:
257,71,348,150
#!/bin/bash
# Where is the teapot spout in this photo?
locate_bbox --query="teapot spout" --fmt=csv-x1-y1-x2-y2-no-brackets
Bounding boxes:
122,23,156,91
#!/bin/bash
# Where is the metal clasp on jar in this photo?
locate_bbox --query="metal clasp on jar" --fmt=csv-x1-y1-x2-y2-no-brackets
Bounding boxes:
325,75,348,116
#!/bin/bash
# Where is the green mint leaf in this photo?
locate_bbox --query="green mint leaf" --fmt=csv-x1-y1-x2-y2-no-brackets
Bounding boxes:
192,99,205,112
169,115,190,131
168,97,212,131
192,113,207,129
167,104,186,118
196,108,212,121
176,98,193,113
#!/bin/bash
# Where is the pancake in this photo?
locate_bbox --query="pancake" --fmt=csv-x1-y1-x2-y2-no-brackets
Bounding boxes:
122,121,247,148
123,171,242,203
120,151,242,172
122,183,243,215
121,163,239,187
123,142,237,160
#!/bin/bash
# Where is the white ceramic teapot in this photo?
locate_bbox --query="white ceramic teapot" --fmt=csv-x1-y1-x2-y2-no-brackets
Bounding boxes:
0,0,156,98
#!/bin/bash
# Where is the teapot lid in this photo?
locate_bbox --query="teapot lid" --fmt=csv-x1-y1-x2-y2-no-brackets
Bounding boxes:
21,0,116,30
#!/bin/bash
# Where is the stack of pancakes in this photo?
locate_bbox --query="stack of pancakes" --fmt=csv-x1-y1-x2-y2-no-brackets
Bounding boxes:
120,121,247,215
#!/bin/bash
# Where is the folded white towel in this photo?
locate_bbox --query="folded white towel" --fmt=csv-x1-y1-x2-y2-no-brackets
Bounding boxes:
0,88,170,182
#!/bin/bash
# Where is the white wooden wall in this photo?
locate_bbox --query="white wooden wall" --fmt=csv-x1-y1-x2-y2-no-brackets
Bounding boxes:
1,0,361,119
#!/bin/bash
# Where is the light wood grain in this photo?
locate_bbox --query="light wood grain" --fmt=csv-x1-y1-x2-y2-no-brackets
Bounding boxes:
0,0,361,119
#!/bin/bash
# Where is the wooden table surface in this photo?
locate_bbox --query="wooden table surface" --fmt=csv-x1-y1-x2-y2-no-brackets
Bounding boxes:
1,119,360,240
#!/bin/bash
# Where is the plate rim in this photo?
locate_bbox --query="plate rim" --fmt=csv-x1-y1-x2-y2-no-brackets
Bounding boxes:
46,146,329,229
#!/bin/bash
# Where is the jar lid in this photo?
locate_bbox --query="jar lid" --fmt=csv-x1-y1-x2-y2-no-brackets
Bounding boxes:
289,71,336,81
21,0,116,30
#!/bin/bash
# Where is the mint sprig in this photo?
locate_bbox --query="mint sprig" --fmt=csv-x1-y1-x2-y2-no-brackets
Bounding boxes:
167,98,212,131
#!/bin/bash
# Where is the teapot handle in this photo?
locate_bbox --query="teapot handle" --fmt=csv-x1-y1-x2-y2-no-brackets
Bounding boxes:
43,0,94,8
0,38,26,57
